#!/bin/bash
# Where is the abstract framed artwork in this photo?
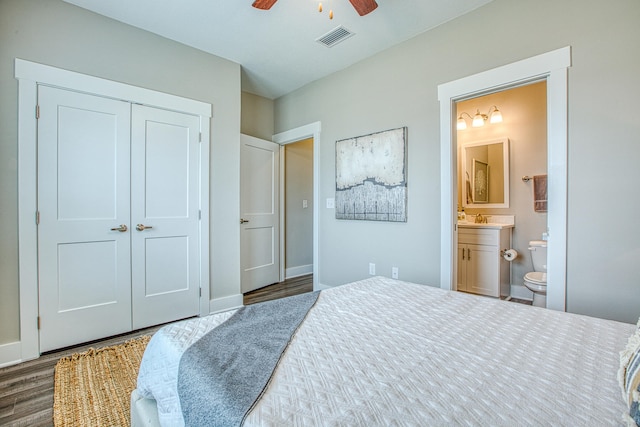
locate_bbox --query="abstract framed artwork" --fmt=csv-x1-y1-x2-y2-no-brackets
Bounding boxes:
335,127,407,222
472,158,489,203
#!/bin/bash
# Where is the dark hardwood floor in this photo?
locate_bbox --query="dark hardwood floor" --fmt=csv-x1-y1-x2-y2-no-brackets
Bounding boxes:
0,325,160,427
243,274,313,305
0,274,312,427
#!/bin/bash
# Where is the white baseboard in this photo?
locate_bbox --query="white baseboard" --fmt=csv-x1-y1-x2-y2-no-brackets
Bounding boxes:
285,264,313,279
510,284,534,301
0,294,245,369
314,282,335,291
0,340,23,368
209,293,243,313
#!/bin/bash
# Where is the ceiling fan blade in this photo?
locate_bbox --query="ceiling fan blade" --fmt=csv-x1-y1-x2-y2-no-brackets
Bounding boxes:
252,0,278,10
348,0,378,16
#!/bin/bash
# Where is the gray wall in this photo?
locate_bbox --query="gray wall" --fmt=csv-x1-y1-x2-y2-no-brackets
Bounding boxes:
0,0,242,345
274,0,640,323
241,92,274,140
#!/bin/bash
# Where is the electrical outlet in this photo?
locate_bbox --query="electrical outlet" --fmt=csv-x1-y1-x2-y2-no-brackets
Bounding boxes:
302,199,308,209
392,267,399,279
369,263,376,275
326,198,335,209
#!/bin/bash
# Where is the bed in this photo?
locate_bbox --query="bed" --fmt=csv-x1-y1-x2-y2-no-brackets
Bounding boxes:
131,276,640,426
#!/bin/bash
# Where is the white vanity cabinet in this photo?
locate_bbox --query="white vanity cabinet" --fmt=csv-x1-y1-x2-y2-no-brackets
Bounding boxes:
457,225,512,298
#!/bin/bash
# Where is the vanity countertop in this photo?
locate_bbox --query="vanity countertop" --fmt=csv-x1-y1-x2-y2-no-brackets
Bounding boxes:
457,214,515,230
457,222,514,230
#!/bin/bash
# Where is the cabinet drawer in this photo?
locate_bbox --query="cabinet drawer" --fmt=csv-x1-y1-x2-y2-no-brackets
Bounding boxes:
459,228,498,246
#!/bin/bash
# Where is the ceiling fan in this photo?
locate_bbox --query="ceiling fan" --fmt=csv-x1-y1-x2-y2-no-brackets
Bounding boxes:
252,0,378,17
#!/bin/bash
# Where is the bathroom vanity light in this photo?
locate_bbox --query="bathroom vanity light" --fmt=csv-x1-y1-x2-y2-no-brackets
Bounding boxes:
457,105,503,130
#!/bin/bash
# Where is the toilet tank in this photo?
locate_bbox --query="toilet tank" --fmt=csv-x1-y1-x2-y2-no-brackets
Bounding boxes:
528,240,547,272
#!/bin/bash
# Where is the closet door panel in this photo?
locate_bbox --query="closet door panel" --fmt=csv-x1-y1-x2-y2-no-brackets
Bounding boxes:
37,85,132,352
144,236,189,295
131,105,200,329
144,120,190,218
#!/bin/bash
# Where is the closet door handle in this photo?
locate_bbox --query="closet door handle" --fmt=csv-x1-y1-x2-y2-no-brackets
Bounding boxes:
240,218,250,224
136,224,153,231
467,248,471,260
110,224,128,232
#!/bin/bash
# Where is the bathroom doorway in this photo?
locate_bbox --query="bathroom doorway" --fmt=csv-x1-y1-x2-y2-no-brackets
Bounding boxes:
455,82,548,300
438,47,570,312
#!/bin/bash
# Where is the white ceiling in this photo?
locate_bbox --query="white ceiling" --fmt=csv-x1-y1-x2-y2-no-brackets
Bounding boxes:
63,0,493,99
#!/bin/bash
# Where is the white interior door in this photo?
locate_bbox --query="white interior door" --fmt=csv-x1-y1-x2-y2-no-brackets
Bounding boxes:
37,86,132,352
240,134,280,293
131,105,201,329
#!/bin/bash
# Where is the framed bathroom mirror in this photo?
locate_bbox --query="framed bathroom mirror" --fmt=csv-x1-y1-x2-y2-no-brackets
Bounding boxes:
461,138,510,208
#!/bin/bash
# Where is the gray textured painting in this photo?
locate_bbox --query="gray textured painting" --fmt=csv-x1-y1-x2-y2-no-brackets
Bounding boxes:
335,127,407,222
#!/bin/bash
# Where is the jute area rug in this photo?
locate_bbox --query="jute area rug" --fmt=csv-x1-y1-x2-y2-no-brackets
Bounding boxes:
53,335,151,427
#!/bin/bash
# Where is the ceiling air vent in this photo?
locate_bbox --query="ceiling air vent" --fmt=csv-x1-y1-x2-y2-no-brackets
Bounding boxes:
316,26,355,48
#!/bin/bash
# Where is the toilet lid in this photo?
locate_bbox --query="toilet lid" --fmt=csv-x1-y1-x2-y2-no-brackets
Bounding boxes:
525,271,547,284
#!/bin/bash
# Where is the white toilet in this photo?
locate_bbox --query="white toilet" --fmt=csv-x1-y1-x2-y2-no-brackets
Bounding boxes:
524,240,547,307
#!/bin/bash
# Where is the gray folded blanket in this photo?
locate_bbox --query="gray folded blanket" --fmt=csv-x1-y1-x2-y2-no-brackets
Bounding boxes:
177,291,320,426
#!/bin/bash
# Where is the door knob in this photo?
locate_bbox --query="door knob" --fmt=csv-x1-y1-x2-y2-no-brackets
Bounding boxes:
240,218,250,224
110,224,128,232
136,224,153,231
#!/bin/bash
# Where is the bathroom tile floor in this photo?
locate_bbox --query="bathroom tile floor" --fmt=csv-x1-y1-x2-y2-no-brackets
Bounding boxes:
460,291,533,305
501,296,533,305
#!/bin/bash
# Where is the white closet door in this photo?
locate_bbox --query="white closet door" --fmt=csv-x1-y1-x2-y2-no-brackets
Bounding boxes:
131,105,201,329
37,86,132,352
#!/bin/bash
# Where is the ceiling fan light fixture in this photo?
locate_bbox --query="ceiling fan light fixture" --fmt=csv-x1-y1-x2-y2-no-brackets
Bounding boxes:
251,0,278,10
348,0,378,16
252,0,377,18
318,1,333,19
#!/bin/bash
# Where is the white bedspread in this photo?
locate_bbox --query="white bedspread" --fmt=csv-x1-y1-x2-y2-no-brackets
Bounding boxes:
137,277,635,426
137,309,237,426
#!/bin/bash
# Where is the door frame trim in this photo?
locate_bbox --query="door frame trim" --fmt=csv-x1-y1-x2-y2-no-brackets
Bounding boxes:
15,59,212,362
273,122,321,291
437,47,570,311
